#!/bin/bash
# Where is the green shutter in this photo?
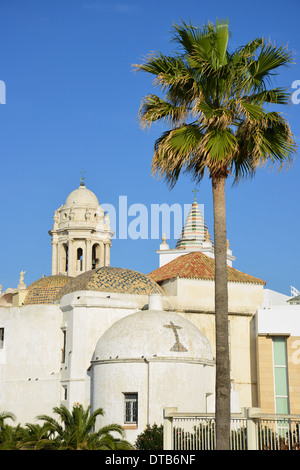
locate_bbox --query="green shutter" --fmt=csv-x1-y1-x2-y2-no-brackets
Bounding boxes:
273,338,287,366
273,338,289,414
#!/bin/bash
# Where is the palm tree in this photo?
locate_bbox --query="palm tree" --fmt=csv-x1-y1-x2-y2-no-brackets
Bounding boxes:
19,423,59,450
134,20,296,449
36,403,133,450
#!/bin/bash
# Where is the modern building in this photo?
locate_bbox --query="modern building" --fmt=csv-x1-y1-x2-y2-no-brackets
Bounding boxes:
256,289,300,415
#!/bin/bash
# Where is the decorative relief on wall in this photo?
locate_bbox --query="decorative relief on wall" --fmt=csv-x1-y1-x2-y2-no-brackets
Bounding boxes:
163,321,188,352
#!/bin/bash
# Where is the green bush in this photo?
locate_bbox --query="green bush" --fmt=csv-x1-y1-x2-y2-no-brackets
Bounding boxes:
135,423,163,450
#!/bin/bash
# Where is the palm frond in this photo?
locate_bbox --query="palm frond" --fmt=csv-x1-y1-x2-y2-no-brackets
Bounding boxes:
231,38,264,64
133,52,190,91
244,87,291,105
248,43,294,86
239,100,266,121
138,94,189,128
134,19,296,184
152,124,204,186
171,20,211,54
205,128,237,162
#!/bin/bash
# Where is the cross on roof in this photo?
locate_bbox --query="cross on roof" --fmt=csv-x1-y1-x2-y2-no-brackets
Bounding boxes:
80,169,86,186
192,187,199,201
163,321,188,352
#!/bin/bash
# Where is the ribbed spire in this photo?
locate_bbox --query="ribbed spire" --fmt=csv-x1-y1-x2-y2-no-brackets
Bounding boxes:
175,199,213,250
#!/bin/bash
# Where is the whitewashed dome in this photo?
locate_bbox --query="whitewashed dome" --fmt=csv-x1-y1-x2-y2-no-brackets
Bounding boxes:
65,183,99,207
92,295,214,363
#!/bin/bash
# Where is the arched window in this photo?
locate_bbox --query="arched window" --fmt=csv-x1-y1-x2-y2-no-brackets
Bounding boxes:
61,243,68,272
77,248,83,272
92,243,100,269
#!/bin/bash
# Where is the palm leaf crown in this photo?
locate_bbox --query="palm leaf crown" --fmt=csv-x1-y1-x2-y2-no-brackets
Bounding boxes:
134,20,296,186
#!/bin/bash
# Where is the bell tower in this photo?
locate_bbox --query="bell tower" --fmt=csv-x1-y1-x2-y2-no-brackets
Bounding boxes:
49,181,114,277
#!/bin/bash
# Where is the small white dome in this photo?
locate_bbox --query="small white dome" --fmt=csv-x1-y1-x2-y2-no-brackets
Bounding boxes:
65,184,99,207
93,309,213,363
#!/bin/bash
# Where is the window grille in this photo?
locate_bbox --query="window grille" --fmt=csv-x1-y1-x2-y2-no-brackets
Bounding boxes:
124,393,138,424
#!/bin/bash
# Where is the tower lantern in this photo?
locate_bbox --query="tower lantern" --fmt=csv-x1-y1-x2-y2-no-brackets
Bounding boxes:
49,182,114,277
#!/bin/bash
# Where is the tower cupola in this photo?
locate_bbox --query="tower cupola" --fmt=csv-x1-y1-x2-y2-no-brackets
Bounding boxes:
49,182,114,277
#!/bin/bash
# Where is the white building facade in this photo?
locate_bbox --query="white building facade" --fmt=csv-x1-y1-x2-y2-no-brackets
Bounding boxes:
0,183,298,444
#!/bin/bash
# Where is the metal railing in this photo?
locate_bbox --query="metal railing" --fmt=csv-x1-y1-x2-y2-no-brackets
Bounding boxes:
173,416,216,450
163,408,300,451
257,416,300,450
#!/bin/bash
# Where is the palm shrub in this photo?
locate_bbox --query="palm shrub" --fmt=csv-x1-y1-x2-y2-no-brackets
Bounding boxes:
0,411,20,450
0,404,134,450
36,403,133,450
0,423,27,450
19,423,60,450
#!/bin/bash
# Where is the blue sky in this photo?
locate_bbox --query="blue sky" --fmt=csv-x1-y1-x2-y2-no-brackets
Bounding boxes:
0,0,299,295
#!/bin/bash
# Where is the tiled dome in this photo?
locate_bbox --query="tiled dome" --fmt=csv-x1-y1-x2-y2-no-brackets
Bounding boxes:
24,274,72,305
57,266,164,299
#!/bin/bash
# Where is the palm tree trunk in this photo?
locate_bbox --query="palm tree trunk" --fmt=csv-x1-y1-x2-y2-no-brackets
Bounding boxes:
211,174,231,450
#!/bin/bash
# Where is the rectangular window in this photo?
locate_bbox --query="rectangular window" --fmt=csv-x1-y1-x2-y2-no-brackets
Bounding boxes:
0,328,4,349
124,393,138,424
62,385,68,401
61,330,66,363
273,337,289,414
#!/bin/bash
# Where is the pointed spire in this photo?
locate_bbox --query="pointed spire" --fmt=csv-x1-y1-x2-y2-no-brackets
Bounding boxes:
175,195,213,250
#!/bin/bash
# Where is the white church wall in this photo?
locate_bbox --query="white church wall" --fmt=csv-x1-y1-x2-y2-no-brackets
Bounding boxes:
92,361,148,444
160,277,262,410
91,304,216,444
177,278,215,312
92,359,215,445
148,360,215,418
0,304,62,425
172,309,257,410
160,278,263,315
59,291,149,410
228,314,257,409
174,278,263,314
188,312,256,409
227,282,264,314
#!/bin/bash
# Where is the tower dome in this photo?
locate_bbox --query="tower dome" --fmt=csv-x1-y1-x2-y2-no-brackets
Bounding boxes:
93,304,213,362
65,184,99,207
49,182,114,277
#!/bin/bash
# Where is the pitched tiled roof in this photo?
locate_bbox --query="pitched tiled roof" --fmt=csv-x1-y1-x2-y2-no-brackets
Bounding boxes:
148,252,266,285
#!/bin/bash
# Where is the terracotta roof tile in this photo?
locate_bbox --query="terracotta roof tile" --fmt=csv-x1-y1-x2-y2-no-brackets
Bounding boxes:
148,252,266,285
